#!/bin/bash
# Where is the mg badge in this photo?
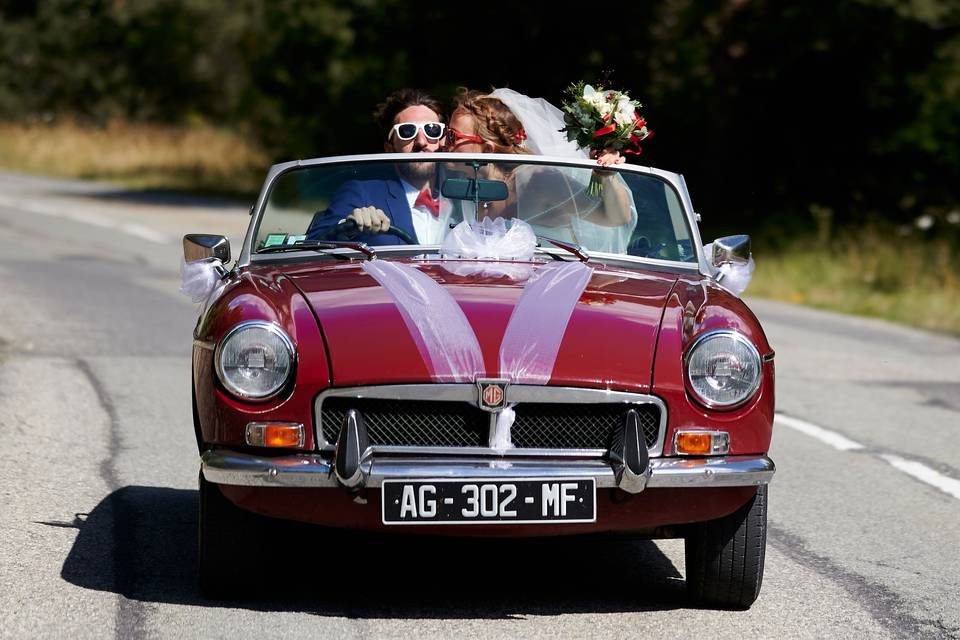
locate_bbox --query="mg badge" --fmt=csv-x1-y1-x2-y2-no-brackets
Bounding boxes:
476,378,509,412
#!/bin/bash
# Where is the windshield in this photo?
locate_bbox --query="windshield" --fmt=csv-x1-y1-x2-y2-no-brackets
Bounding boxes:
254,158,696,262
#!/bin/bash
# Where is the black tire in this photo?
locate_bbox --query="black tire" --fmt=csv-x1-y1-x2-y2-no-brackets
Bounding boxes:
198,471,263,598
685,485,768,609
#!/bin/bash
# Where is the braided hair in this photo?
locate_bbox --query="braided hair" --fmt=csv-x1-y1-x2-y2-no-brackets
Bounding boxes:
451,89,531,154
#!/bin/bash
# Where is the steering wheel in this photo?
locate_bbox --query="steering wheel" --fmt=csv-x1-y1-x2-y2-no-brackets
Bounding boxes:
319,218,416,245
628,235,666,259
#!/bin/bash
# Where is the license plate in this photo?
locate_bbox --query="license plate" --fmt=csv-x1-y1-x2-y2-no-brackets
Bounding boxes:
381,478,596,525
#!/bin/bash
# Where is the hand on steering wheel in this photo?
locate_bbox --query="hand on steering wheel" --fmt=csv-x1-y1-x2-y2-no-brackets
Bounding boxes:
319,217,416,245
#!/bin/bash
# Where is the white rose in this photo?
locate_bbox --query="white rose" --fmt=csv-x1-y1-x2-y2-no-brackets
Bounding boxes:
598,101,613,118
617,97,635,118
582,84,597,100
586,93,604,109
613,110,632,126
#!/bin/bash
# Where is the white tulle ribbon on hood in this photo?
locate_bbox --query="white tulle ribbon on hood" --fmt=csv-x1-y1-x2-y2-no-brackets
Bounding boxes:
498,261,593,385
179,256,224,304
363,254,593,450
489,261,593,449
361,260,485,383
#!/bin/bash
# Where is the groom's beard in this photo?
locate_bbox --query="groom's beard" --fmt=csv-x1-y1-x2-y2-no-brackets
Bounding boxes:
396,160,434,184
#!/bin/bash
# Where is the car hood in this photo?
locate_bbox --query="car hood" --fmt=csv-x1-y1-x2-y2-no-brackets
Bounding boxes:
284,260,679,391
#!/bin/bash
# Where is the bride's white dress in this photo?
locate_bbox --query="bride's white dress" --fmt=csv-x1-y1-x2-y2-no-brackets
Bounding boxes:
488,88,637,254
511,163,637,253
486,89,755,294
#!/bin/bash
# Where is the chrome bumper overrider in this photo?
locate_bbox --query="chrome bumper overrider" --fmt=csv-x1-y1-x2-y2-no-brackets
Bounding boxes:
201,450,775,490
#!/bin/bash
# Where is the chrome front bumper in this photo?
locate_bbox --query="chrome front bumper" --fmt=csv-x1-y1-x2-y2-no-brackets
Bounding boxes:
202,450,775,490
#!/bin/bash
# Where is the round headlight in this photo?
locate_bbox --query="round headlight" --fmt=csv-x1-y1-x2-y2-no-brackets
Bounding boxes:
215,321,295,400
685,330,762,409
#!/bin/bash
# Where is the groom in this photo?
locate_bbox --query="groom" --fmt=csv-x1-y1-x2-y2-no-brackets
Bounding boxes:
305,89,448,245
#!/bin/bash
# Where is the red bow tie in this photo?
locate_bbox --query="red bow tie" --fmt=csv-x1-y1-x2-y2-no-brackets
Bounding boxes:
414,189,440,217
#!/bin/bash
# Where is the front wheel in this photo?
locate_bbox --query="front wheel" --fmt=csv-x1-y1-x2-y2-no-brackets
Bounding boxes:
684,485,768,609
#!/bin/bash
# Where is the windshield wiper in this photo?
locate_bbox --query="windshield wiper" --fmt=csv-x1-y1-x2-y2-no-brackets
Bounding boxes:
535,236,590,262
258,241,377,260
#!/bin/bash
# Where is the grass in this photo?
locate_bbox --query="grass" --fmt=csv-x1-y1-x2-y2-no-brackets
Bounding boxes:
749,226,960,335
0,119,270,198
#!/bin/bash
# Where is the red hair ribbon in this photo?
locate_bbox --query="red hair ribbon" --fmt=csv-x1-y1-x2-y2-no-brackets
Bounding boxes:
514,128,527,145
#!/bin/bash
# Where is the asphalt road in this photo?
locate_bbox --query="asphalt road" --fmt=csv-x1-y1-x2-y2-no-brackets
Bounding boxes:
0,171,957,639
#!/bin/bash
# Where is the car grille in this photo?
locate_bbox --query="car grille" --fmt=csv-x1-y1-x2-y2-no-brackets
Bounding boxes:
320,397,661,451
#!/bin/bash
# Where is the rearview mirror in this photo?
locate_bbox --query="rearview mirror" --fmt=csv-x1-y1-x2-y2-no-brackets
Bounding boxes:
183,234,231,263
440,177,509,202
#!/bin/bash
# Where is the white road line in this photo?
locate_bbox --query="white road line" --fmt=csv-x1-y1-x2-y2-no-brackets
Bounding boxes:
0,194,170,244
775,414,865,451
777,413,960,501
66,211,115,228
119,223,170,244
879,454,960,500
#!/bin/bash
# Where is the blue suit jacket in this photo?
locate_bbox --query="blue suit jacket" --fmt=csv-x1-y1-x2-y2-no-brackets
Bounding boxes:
305,178,417,245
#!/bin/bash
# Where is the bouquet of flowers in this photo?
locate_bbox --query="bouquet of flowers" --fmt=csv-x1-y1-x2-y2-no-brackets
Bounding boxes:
560,81,652,196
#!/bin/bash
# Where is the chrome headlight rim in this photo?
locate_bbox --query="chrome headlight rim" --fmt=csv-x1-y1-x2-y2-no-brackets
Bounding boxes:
683,329,762,410
214,320,296,401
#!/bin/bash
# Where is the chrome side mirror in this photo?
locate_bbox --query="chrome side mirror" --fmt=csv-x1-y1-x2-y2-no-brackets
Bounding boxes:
710,234,751,268
183,234,230,263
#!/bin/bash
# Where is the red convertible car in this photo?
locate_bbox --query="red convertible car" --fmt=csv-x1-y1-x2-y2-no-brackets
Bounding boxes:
187,153,775,607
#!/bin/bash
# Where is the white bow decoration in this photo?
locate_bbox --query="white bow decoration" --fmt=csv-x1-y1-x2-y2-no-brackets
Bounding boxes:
179,257,224,304
702,243,755,296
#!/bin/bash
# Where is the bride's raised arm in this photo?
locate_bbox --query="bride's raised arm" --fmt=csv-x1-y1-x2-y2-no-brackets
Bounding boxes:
588,167,633,227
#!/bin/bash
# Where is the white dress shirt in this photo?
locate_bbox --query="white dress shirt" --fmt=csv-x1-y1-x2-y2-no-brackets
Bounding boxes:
400,179,447,245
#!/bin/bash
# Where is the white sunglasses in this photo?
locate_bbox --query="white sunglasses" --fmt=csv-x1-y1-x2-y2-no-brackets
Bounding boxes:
390,121,446,141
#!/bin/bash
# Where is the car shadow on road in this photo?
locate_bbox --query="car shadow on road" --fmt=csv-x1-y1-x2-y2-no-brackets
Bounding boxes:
60,486,688,618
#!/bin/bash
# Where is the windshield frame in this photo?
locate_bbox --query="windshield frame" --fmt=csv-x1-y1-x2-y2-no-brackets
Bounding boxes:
240,152,709,273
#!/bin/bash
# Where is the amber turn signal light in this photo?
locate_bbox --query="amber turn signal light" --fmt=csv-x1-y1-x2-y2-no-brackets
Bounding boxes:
245,422,304,448
675,430,730,455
